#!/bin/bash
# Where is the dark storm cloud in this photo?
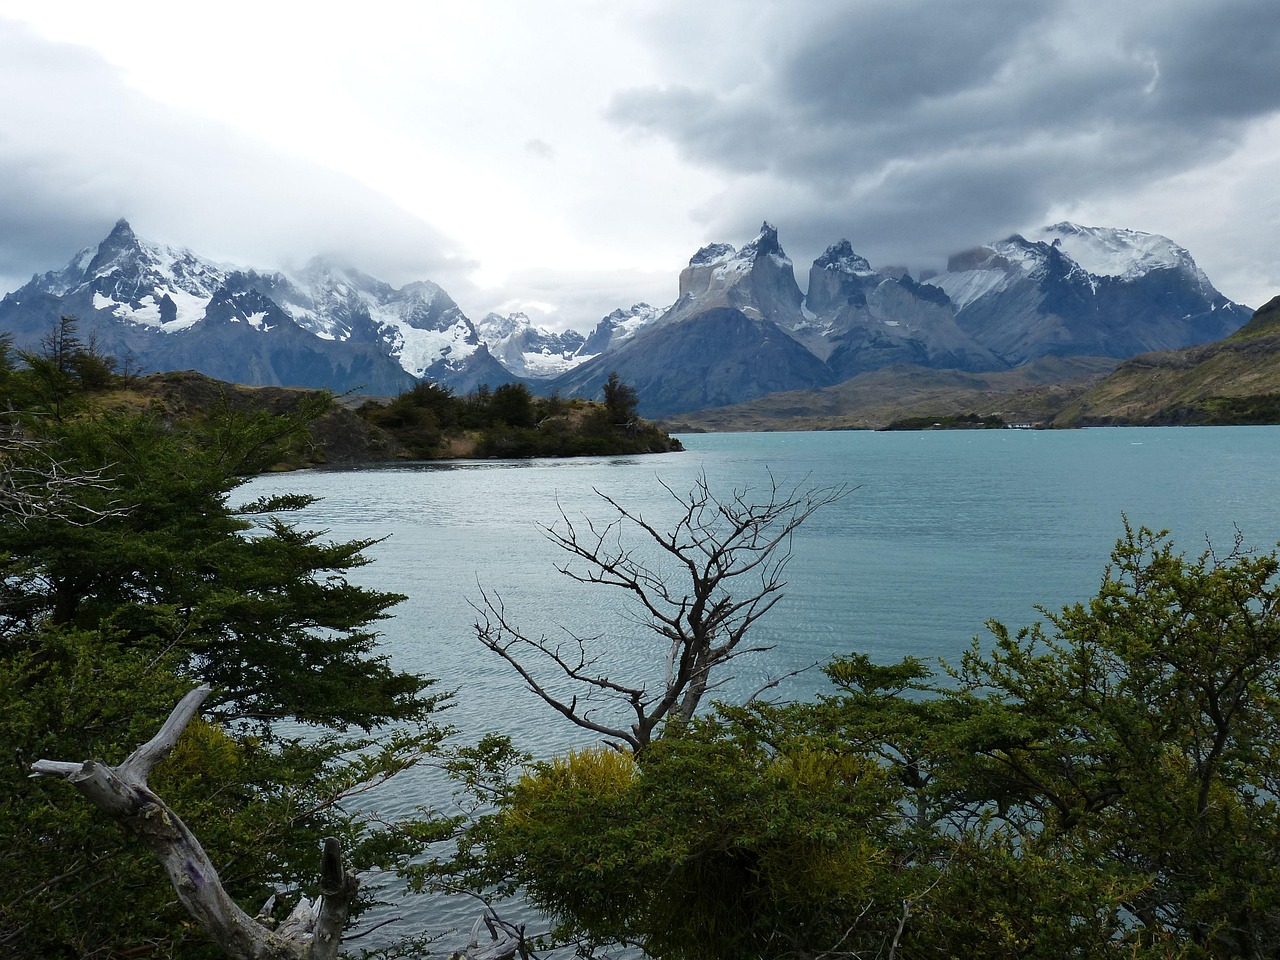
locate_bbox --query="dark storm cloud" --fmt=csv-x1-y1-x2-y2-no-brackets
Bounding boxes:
1135,0,1280,121
779,0,1045,123
609,0,1280,270
0,20,471,295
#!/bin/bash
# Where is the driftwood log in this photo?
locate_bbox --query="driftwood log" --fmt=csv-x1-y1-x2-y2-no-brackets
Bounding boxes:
30,685,358,960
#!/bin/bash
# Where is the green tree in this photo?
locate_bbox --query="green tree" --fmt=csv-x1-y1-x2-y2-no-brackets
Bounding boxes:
602,371,638,425
10,316,116,420
1,404,450,958
488,382,536,429
949,523,1280,956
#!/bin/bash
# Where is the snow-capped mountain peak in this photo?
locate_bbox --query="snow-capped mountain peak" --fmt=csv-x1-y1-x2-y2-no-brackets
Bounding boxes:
928,232,1090,311
739,221,791,268
1029,222,1209,287
476,311,534,342
921,221,1248,365
815,240,876,277
12,220,494,384
928,222,1220,313
31,218,231,332
675,221,803,320
475,310,591,380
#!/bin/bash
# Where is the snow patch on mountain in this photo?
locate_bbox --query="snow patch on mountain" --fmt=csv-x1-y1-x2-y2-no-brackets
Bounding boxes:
476,311,593,379
267,259,482,376
90,287,212,332
577,303,666,358
1030,222,1212,289
816,240,876,278
382,315,479,377
475,311,530,342
925,231,1084,308
925,267,1014,311
927,222,1215,310
605,303,663,343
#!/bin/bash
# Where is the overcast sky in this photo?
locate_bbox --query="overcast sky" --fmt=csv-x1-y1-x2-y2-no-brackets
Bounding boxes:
1,1,1277,331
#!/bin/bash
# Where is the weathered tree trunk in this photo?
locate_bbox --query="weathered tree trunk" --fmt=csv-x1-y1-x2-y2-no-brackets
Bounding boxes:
30,685,358,960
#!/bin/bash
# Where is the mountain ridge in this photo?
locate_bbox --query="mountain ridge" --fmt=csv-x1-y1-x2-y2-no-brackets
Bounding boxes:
0,218,1255,418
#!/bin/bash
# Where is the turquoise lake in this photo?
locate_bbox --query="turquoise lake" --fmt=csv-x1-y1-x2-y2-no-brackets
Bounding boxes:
241,425,1280,756
238,425,1280,942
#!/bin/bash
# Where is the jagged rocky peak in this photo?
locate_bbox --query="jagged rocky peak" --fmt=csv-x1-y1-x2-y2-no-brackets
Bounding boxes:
476,310,592,380
28,218,233,333
689,242,736,266
476,310,532,341
738,221,788,263
677,221,801,312
580,302,665,355
815,240,874,276
85,218,140,276
805,240,883,318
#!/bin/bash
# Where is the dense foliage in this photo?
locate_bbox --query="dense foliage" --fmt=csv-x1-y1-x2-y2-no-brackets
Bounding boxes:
1,321,452,958
358,376,681,459
453,523,1280,959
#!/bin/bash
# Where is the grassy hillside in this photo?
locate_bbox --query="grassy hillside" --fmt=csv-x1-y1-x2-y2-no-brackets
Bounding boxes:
661,356,1120,432
1053,296,1280,426
67,369,681,468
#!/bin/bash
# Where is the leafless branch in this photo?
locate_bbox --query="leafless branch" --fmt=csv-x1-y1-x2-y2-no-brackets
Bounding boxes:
0,431,130,527
475,472,850,751
30,685,360,960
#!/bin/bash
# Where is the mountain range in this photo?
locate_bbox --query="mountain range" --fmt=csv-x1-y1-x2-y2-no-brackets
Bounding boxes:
0,218,1253,417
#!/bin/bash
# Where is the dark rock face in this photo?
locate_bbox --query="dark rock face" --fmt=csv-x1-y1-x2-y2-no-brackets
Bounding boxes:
552,307,836,417
147,289,414,395
546,221,1249,417
800,240,1003,377
672,222,805,330
550,224,835,416
578,304,663,355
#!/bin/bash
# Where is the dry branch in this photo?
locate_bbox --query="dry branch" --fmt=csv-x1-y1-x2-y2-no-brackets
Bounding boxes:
475,472,849,751
30,685,359,960
0,432,129,527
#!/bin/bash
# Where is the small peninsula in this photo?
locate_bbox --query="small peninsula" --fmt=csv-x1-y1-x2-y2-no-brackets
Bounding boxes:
41,364,682,470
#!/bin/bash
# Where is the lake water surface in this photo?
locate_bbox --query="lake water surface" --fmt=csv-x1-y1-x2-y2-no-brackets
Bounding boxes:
238,426,1280,942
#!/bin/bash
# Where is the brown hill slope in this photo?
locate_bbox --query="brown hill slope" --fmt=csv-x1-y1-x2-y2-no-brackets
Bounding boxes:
1053,296,1280,426
662,356,1120,432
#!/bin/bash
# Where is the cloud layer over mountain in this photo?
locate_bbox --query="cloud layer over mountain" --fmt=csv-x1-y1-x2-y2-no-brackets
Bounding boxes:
1,1,1277,326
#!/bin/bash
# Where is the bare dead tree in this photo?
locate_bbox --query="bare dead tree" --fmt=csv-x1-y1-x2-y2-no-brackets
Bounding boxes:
30,686,359,960
0,431,128,527
474,472,849,752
